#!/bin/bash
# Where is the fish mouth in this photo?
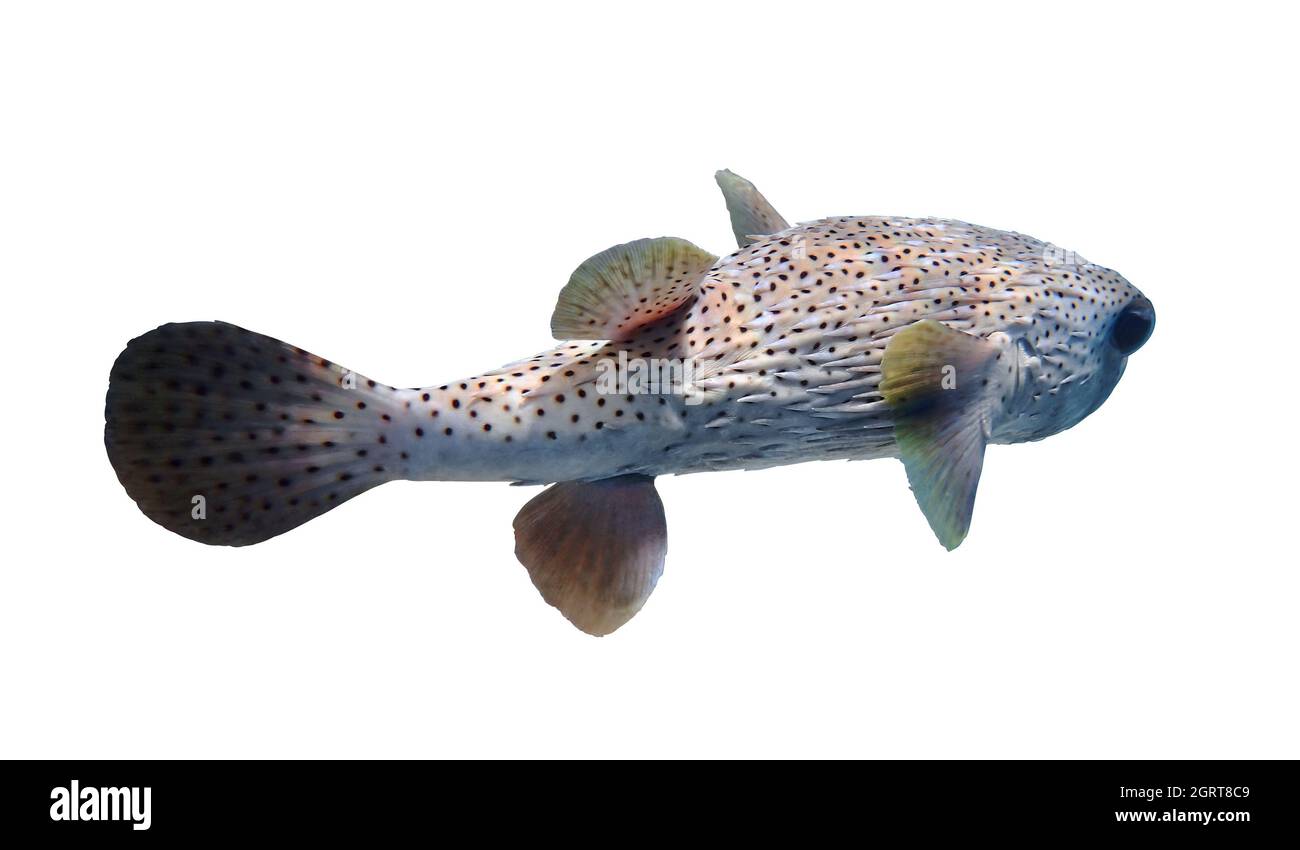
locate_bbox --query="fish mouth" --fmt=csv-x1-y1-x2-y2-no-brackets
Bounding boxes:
1110,295,1155,356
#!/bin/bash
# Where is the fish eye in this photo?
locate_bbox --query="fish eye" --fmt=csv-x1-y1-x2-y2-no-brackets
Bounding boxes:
1110,296,1155,355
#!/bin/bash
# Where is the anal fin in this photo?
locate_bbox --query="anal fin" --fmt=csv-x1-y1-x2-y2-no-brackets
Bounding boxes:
512,474,667,636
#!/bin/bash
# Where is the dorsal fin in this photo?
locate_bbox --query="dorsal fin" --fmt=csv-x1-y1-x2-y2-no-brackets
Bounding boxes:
550,237,716,341
715,169,789,247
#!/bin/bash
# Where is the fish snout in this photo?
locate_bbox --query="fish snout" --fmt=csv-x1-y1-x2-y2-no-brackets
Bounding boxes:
1110,295,1155,355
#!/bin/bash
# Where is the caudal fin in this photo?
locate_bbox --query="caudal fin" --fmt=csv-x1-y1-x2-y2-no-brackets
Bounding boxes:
105,321,414,546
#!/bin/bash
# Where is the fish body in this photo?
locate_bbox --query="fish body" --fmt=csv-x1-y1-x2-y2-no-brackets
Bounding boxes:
105,172,1155,635
399,216,1137,484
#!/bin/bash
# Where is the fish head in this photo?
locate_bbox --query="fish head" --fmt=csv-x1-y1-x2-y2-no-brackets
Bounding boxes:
994,259,1154,443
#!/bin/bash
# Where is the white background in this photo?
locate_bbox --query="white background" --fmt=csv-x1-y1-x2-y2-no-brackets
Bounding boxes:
2,1,1295,759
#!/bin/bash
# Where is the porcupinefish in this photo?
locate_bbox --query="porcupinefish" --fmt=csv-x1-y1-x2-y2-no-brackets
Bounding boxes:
105,171,1155,635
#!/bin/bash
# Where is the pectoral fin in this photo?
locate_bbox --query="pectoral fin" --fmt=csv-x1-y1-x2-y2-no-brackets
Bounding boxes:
550,237,716,342
715,169,789,247
881,320,1001,550
512,474,667,636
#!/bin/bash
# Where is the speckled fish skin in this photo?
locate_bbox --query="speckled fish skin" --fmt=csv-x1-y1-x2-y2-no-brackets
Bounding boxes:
397,217,1143,484
104,171,1154,634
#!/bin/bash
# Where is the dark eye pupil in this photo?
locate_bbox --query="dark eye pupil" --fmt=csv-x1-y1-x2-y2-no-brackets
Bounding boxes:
1111,297,1155,355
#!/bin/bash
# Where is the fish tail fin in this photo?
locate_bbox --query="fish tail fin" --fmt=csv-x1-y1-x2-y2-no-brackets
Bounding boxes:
105,321,415,546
